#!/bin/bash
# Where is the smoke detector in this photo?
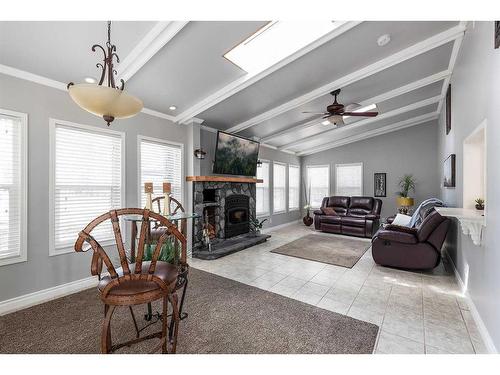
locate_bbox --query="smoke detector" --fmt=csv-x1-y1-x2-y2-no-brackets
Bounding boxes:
377,34,391,47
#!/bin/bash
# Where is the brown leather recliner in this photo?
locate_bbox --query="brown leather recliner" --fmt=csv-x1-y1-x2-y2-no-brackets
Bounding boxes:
314,196,382,238
371,210,450,270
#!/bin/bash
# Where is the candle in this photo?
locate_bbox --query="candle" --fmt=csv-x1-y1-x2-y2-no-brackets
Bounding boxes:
144,182,153,210
162,182,171,193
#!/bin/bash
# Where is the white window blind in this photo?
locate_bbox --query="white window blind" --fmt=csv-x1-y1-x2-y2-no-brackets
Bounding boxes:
139,138,183,208
288,165,300,210
336,163,363,196
0,111,27,265
256,160,270,216
306,165,330,208
51,121,124,254
273,163,286,213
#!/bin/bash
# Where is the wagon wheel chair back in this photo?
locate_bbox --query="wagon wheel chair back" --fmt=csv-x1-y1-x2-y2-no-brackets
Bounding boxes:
74,208,187,354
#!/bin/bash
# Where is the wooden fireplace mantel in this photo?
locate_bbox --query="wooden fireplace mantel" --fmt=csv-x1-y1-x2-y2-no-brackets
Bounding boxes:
186,176,263,183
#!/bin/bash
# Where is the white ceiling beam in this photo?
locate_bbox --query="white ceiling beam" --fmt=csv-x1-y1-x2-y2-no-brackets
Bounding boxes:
174,21,363,124
116,21,189,82
226,23,466,134
279,95,442,150
437,21,467,114
297,112,439,156
261,69,450,143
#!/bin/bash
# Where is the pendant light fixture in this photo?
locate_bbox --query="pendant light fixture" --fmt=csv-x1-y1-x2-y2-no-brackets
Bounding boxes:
67,21,143,126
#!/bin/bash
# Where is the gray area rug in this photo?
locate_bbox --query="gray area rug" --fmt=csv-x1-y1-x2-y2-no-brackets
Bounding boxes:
0,268,378,354
271,234,370,268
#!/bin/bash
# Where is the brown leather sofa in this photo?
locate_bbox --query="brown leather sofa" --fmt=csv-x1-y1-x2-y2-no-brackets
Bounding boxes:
314,196,382,238
371,210,450,270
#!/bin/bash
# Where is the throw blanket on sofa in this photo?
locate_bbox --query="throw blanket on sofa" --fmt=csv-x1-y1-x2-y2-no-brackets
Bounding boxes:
408,198,445,228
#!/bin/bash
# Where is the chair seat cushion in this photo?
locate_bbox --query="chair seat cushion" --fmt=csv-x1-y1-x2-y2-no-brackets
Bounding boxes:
341,216,366,227
98,261,178,296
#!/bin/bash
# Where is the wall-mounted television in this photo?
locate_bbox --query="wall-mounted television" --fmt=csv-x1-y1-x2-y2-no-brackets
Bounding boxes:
213,131,260,177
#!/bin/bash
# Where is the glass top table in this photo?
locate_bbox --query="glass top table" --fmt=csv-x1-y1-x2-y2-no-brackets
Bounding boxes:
123,212,200,222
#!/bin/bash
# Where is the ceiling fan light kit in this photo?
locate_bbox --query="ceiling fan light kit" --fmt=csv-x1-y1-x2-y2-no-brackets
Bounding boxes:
67,21,143,126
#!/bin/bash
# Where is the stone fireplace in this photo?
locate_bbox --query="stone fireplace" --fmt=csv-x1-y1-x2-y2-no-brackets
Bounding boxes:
188,176,270,259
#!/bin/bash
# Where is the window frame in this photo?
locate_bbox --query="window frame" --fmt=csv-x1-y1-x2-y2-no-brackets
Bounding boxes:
137,135,185,209
256,159,271,218
272,161,288,214
48,118,126,256
306,164,330,209
0,108,28,266
335,162,364,196
288,164,300,211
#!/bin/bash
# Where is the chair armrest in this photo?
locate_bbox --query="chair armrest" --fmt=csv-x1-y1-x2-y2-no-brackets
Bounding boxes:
313,209,324,215
384,224,418,235
365,214,379,220
376,229,418,244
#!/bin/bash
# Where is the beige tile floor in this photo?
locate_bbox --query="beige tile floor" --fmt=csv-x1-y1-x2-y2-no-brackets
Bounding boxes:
189,223,487,354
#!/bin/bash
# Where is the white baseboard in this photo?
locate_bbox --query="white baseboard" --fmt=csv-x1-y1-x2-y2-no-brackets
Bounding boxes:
445,251,498,354
261,219,302,234
0,276,99,316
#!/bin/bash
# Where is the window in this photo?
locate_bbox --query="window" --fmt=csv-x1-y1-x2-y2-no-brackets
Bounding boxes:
306,165,330,208
224,21,342,74
273,162,287,213
288,164,300,210
256,160,270,216
50,119,124,255
335,163,363,196
0,110,27,266
139,136,183,208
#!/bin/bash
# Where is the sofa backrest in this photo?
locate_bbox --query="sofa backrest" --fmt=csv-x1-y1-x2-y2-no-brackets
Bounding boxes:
324,196,350,215
416,210,446,243
348,196,375,217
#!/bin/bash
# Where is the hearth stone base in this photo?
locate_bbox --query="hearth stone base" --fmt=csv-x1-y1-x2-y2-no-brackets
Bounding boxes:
192,233,271,260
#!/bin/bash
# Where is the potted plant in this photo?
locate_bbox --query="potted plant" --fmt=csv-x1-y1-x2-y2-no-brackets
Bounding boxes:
396,174,416,214
302,179,313,226
475,198,485,211
249,216,268,236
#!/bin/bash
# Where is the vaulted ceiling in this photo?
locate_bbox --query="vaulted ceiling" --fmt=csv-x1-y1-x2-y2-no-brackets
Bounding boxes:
0,21,466,155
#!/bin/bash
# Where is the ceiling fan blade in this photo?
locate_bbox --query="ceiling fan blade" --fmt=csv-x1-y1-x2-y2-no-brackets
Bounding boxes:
302,111,329,115
342,111,379,117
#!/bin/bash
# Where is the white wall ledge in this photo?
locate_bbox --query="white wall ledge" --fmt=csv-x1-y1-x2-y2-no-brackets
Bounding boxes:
435,207,485,246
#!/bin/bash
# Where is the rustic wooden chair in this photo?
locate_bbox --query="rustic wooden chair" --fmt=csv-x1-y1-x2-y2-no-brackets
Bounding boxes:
74,208,187,354
152,195,184,216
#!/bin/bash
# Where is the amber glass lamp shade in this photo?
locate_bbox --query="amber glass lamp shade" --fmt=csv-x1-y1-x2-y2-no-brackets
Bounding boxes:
68,83,143,125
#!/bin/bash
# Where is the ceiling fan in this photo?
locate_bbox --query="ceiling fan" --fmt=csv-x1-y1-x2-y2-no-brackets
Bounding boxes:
302,89,378,126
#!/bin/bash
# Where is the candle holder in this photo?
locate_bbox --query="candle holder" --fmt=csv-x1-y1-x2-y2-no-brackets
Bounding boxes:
163,182,171,216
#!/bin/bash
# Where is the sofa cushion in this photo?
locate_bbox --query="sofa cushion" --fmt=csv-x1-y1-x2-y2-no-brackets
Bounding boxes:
321,215,342,225
321,207,337,215
341,216,366,227
417,210,445,242
348,197,374,216
326,196,350,215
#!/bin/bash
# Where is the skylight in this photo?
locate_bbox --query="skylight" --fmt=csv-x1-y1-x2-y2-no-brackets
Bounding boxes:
224,21,340,74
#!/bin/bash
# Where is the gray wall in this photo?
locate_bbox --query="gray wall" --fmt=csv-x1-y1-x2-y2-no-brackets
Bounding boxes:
0,73,190,302
200,128,302,228
301,122,440,218
437,22,500,350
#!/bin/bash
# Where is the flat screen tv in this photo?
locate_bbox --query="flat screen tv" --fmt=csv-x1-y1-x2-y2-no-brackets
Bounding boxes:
213,131,260,177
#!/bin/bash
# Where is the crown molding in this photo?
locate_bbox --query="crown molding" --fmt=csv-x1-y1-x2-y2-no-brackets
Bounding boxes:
297,112,439,156
0,63,183,123
117,21,189,82
174,21,363,124
261,70,450,143
280,94,442,150
226,23,466,134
